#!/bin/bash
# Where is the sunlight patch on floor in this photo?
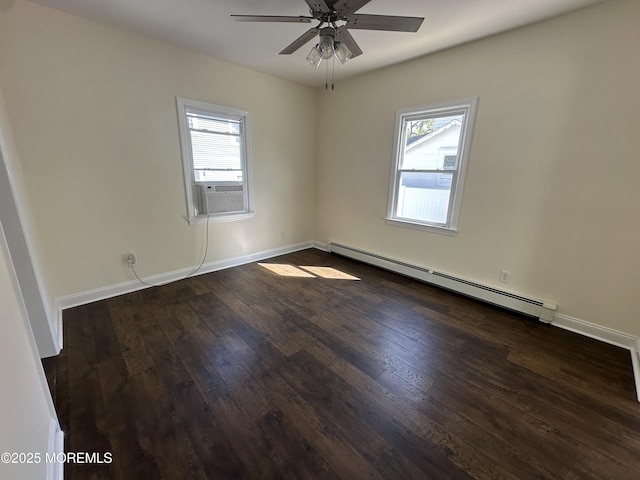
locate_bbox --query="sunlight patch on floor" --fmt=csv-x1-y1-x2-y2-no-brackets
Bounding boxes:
299,266,360,280
258,263,315,277
258,263,360,280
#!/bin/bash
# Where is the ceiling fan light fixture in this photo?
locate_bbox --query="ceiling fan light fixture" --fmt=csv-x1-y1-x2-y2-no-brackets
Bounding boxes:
318,33,334,60
306,45,323,68
334,42,352,65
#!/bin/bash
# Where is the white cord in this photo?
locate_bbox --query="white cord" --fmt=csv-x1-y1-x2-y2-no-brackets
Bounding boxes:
128,214,211,287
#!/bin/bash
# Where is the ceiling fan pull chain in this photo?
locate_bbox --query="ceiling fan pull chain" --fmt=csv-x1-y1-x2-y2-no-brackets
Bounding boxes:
331,56,336,90
325,59,329,90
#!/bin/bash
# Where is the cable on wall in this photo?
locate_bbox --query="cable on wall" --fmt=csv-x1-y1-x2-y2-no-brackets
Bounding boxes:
127,214,211,287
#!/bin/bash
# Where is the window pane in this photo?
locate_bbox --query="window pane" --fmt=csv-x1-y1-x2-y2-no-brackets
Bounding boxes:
442,154,458,170
187,113,241,135
190,131,241,171
396,172,452,224
402,114,464,170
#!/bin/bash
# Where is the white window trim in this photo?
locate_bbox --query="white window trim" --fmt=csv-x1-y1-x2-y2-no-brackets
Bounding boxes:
176,97,254,224
385,217,459,236
386,97,478,235
186,212,254,226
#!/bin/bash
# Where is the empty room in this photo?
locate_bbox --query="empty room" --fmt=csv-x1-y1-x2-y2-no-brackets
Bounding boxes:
1,0,639,478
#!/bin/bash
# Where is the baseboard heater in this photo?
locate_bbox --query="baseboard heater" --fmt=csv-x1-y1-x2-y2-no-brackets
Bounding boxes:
328,242,556,323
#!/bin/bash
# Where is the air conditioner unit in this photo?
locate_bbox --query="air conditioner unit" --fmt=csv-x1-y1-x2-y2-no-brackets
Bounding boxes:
195,183,246,215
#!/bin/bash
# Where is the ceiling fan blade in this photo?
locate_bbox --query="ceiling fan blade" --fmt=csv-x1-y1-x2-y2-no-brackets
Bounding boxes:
279,27,320,54
333,0,372,18
346,14,424,32
304,0,331,14
231,15,313,23
335,25,363,58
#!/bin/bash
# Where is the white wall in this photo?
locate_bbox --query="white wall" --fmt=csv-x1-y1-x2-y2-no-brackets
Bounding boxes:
315,0,640,337
0,0,316,298
0,219,60,480
0,87,59,358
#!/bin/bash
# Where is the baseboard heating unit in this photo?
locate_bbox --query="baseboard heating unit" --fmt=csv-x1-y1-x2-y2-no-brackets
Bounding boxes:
328,242,556,323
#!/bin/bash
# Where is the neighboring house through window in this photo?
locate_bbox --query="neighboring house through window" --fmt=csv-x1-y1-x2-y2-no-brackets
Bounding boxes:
176,97,253,223
387,98,477,235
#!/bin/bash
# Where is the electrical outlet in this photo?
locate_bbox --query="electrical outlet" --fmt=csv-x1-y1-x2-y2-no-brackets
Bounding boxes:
499,269,511,283
126,253,136,266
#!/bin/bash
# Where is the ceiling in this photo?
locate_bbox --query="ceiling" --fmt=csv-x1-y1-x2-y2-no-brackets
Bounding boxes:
30,0,608,88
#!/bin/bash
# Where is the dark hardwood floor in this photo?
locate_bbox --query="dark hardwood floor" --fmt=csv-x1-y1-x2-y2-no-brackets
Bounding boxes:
43,248,640,479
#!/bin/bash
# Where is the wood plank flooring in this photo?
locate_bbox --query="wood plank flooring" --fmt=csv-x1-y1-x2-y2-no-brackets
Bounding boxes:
42,248,640,479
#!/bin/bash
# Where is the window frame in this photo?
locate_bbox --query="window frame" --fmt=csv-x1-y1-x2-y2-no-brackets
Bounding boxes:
386,97,478,236
176,97,254,225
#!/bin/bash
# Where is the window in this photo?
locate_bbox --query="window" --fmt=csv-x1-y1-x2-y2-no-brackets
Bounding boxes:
387,98,477,235
177,97,253,223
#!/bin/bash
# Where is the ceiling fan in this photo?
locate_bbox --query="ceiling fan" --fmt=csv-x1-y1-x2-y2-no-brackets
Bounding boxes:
231,0,424,69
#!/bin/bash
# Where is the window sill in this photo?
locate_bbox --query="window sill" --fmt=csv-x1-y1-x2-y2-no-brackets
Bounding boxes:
385,217,457,236
187,211,255,225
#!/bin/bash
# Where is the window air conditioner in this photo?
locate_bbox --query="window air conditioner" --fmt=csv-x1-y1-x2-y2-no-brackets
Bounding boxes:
196,184,246,215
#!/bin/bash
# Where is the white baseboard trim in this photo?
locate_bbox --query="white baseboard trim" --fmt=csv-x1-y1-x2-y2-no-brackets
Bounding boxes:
312,240,329,251
52,305,63,355
56,241,314,313
631,339,640,403
552,313,640,402
47,417,64,480
552,313,639,349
